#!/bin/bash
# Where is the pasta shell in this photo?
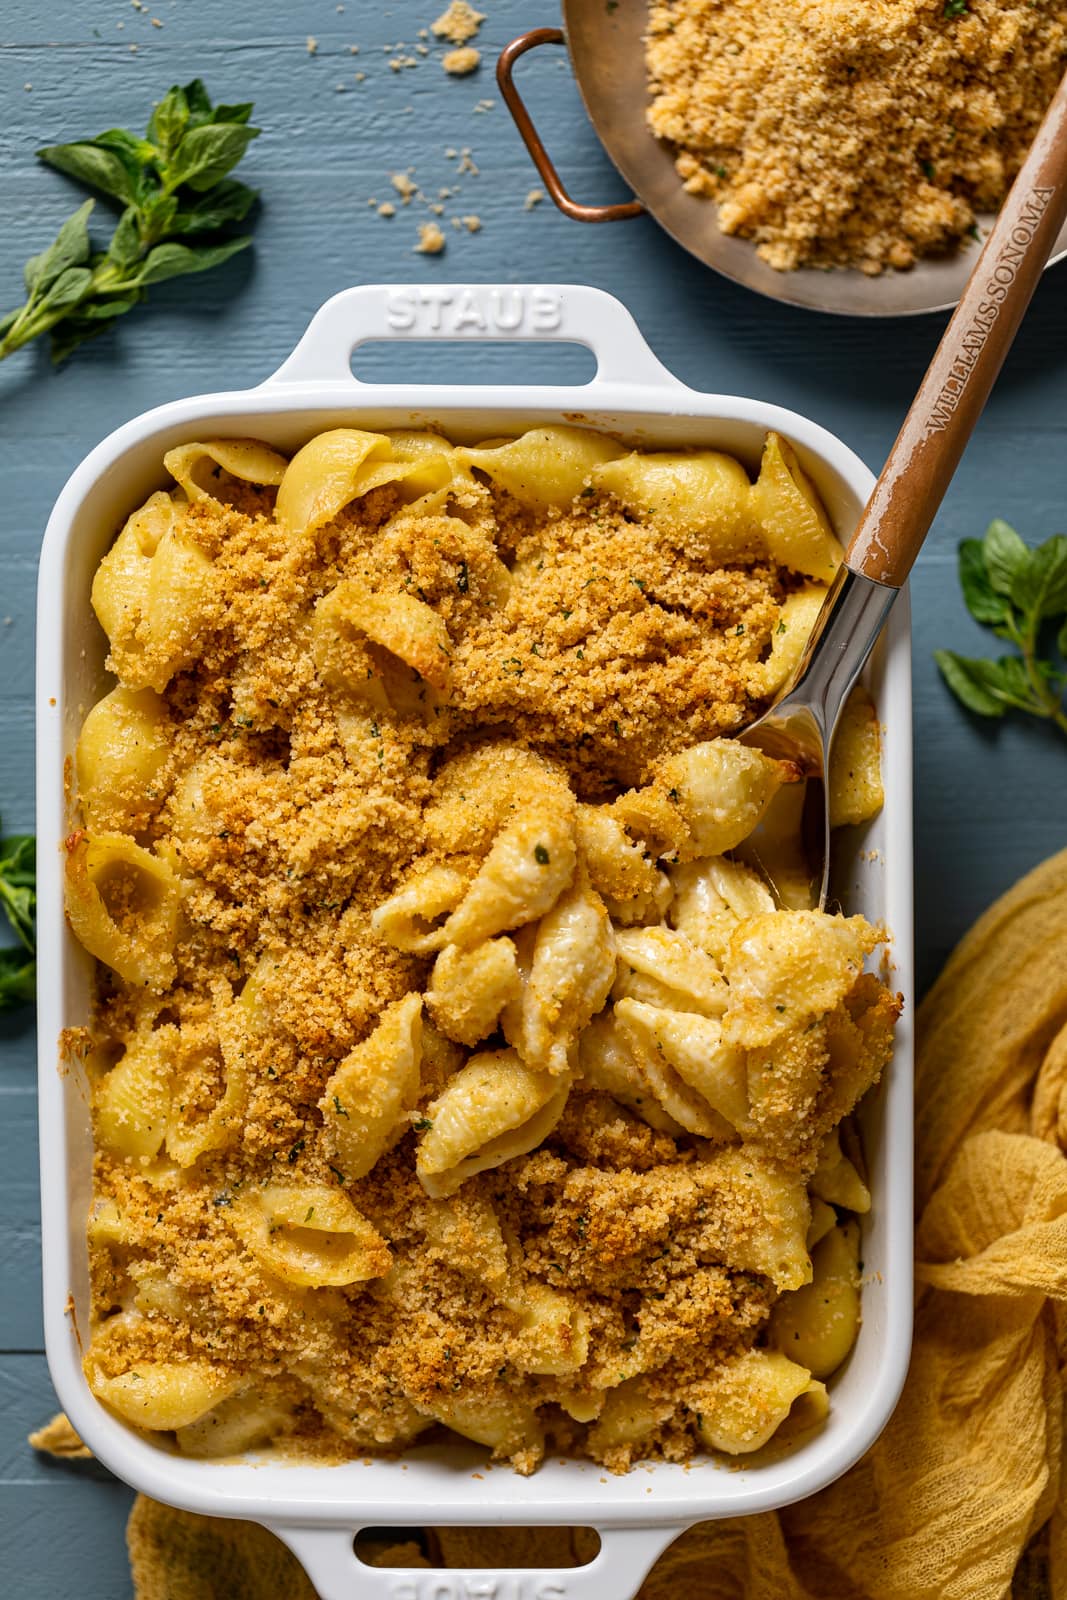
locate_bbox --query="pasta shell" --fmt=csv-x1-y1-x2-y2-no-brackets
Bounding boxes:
320,992,423,1181
416,1048,571,1197
442,801,577,949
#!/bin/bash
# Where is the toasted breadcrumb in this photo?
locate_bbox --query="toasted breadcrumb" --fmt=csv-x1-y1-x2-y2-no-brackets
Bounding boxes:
415,221,447,253
646,0,1067,273
378,201,397,218
306,34,317,54
524,187,545,210
432,0,485,44
391,171,419,204
460,214,482,232
443,46,481,74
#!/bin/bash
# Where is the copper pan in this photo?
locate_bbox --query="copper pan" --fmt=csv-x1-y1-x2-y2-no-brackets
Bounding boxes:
498,8,1067,318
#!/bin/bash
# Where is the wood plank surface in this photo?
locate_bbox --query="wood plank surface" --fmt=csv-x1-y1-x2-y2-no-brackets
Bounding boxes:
0,1,1064,1592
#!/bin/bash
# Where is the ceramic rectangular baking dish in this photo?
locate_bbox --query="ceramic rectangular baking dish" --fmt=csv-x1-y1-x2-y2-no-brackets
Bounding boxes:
37,283,914,1600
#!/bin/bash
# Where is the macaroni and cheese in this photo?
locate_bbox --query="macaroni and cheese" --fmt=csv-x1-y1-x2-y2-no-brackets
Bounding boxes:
68,424,898,1473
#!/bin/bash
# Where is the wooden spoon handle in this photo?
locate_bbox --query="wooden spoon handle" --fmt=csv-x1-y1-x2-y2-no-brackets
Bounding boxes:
846,67,1067,589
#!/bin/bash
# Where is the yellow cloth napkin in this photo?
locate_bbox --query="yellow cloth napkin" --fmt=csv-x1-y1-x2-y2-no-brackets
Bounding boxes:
32,847,1067,1600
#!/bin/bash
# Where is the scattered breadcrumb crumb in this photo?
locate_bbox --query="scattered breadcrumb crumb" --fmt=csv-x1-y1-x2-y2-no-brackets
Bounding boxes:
23,82,31,91
378,201,397,218
430,202,445,215
419,26,430,38
415,221,447,253
349,44,360,53
473,98,494,113
391,172,419,203
451,215,462,229
151,15,163,25
355,71,366,81
438,186,453,199
443,46,481,75
390,55,419,70
29,1415,91,1460
367,197,378,207
129,43,138,52
417,42,430,55
461,214,482,232
335,83,347,92
306,35,317,53
525,187,546,210
457,148,479,175
432,0,485,45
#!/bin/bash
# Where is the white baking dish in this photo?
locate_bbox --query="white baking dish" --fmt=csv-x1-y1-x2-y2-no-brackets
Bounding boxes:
37,284,913,1600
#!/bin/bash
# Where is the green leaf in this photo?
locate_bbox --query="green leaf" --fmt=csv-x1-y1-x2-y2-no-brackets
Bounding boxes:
0,833,36,882
139,193,178,240
991,654,1033,702
0,832,35,952
1059,615,1067,658
38,265,93,315
38,141,135,205
169,122,259,193
23,199,94,295
1009,534,1067,621
148,86,190,157
182,79,214,126
135,235,251,287
170,178,258,233
93,128,159,165
108,207,145,270
0,947,35,1009
70,294,143,321
957,538,1012,626
982,519,1030,599
934,651,1016,718
211,103,255,125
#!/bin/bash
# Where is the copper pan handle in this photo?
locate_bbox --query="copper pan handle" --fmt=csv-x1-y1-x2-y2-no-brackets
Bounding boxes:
497,28,644,223
846,65,1067,588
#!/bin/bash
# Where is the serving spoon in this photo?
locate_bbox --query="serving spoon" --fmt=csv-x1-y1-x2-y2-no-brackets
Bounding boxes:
740,65,1067,906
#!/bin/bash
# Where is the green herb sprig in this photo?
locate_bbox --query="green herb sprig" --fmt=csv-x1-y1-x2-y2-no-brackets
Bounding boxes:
1,80,259,365
935,519,1067,738
0,825,35,1010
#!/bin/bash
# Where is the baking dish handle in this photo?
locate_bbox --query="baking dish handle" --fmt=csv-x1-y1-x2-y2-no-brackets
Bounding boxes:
264,283,685,391
273,1522,684,1600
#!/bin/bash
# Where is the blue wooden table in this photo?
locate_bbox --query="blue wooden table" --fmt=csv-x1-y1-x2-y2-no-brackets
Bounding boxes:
1,2,1064,1593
